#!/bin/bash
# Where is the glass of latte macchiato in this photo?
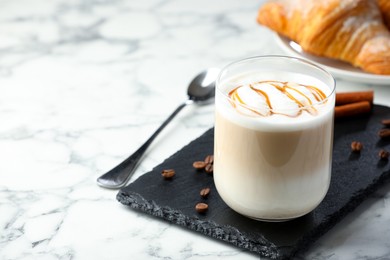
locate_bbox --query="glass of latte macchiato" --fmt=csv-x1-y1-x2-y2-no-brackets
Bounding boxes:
214,56,336,221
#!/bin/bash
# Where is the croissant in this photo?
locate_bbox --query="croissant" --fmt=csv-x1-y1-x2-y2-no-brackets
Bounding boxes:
377,0,390,28
257,0,390,75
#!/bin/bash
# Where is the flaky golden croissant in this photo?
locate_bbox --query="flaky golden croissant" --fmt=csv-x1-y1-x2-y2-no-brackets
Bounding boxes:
377,0,390,28
257,0,390,75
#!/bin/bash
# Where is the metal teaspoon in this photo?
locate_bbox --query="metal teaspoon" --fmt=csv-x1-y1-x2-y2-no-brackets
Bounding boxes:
96,68,220,189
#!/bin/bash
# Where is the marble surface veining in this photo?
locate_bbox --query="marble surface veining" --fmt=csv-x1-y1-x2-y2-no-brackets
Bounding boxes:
1,0,390,259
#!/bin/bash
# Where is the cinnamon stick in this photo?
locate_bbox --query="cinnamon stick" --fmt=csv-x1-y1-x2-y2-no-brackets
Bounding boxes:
336,90,373,106
334,101,371,118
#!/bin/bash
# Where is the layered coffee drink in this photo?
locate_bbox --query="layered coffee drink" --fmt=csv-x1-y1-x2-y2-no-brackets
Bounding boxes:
214,56,335,221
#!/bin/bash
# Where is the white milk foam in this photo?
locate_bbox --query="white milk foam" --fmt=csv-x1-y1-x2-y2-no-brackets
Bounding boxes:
216,71,335,131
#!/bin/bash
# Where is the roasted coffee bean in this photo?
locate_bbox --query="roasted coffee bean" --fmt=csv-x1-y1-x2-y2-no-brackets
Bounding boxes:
379,149,389,160
351,141,363,152
379,129,390,138
204,155,214,164
381,119,390,127
195,202,208,213
205,163,213,173
193,161,206,170
161,169,175,179
200,187,210,198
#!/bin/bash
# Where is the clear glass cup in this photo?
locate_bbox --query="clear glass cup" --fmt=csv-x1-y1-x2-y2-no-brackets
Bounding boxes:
214,56,336,221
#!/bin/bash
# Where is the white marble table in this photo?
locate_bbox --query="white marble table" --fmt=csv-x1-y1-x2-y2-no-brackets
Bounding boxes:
1,0,390,259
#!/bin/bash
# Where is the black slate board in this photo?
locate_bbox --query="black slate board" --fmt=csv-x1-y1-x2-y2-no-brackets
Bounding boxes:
117,105,390,260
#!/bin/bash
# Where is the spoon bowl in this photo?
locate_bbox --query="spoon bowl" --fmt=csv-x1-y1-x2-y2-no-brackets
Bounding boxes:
188,68,220,102
97,68,220,189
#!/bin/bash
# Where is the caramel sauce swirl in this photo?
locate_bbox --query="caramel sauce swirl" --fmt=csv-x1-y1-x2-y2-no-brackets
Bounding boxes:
228,80,327,117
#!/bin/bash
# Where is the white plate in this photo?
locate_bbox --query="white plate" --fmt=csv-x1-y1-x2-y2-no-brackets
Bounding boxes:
274,33,390,85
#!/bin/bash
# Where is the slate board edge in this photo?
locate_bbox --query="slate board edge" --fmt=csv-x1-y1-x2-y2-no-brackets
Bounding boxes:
290,169,390,259
117,167,390,260
116,190,281,259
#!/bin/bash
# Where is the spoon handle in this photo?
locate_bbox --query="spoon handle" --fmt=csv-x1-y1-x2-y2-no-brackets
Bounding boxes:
97,100,192,189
